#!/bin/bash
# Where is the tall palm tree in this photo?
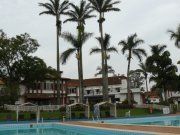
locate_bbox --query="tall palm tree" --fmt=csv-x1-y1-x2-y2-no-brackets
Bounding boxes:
90,34,118,78
118,33,147,105
136,62,149,92
64,0,95,103
88,0,120,101
60,32,92,103
95,65,115,77
168,24,180,48
39,0,69,104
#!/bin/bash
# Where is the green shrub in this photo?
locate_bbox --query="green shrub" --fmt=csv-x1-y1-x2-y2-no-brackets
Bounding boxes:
122,99,137,105
116,103,133,109
158,100,170,106
171,104,177,114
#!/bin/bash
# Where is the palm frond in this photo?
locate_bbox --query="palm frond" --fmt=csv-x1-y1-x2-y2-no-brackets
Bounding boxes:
64,0,95,24
133,48,147,61
107,46,118,53
167,24,180,48
118,40,128,54
39,2,56,16
90,47,101,55
61,32,79,48
88,0,120,13
60,48,76,64
82,33,93,44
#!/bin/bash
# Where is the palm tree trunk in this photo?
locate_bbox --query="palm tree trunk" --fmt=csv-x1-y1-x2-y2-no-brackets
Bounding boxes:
145,76,148,92
77,23,84,104
77,52,81,103
127,55,132,105
56,17,61,105
104,51,109,101
78,49,84,103
99,13,109,102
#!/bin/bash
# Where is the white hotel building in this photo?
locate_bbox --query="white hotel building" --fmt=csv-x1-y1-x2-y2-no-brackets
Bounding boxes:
66,76,144,105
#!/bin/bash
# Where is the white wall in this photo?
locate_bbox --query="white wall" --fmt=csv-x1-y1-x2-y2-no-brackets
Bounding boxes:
120,94,127,102
133,93,142,104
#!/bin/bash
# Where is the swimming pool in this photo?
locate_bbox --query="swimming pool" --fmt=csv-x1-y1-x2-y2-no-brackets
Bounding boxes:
104,116,180,126
0,123,152,135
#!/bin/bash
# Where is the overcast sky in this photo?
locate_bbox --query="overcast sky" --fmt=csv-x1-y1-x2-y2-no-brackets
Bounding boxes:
0,0,180,79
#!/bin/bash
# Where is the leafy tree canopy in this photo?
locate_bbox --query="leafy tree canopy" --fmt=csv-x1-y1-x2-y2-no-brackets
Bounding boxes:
0,30,40,83
146,45,178,100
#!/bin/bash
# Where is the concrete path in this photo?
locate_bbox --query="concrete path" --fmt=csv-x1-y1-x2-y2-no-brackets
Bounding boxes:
65,121,180,135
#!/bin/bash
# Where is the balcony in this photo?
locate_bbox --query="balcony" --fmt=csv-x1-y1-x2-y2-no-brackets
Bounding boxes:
67,93,77,97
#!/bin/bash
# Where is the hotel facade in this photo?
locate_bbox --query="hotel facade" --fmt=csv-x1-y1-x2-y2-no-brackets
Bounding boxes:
18,75,144,105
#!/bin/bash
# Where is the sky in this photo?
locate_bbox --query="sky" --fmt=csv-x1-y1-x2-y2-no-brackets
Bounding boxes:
0,0,180,80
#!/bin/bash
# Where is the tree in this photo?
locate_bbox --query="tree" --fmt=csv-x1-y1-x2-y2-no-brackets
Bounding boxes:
146,45,178,101
64,0,95,25
95,65,115,77
64,0,95,103
0,30,40,104
12,56,47,89
168,24,180,48
60,32,92,103
118,33,147,105
135,62,149,92
88,0,120,101
90,33,118,77
129,70,144,89
0,30,39,84
39,0,69,104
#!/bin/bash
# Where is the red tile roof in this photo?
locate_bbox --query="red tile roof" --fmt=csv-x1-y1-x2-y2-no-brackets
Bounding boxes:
66,76,126,87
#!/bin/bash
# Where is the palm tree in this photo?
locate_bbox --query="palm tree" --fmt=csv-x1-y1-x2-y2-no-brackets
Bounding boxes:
90,34,118,78
95,65,115,77
118,33,147,105
64,0,95,103
88,0,120,101
60,32,92,103
146,45,177,101
39,0,69,105
136,62,149,92
64,0,95,26
168,24,180,48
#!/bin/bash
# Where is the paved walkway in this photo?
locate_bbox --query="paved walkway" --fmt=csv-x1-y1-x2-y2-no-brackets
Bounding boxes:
65,121,180,135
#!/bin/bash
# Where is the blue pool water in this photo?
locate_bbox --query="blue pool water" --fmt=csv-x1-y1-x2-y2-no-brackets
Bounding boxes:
104,116,180,126
0,123,152,135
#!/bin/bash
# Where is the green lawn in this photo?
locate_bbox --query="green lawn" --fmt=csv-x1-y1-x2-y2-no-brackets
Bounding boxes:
0,108,162,121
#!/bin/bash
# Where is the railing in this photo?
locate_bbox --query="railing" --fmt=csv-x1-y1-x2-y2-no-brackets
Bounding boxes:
4,104,63,112
39,105,62,111
134,104,169,110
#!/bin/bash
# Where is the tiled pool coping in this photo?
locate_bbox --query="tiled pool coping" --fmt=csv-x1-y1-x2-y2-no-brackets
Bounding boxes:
0,122,179,135
65,121,180,135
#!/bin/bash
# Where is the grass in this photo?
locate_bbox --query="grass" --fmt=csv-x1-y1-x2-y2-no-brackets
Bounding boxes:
0,108,162,121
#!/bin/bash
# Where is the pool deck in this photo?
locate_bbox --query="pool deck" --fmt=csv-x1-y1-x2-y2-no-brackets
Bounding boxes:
65,121,180,135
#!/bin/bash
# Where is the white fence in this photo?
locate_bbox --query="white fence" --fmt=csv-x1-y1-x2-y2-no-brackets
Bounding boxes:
134,104,169,110
4,104,63,112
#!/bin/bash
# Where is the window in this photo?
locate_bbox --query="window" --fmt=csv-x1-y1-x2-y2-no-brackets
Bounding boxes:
46,83,51,90
70,100,75,104
95,89,100,94
116,87,121,92
69,88,76,93
44,82,46,90
87,90,90,95
108,88,114,92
